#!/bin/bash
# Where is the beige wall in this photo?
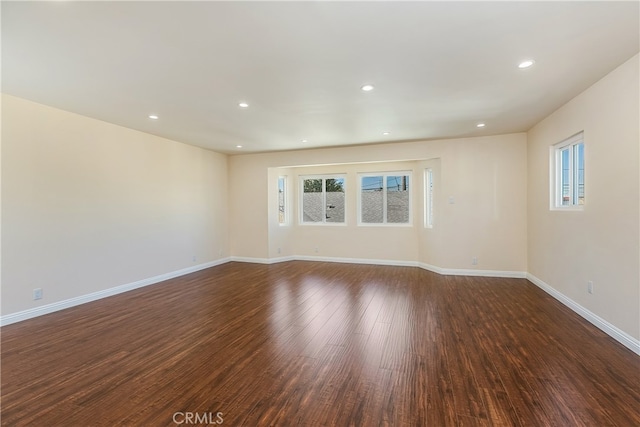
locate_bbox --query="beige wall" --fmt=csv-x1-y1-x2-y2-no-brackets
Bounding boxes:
267,167,295,259
276,161,421,263
1,94,229,315
527,54,640,340
230,133,528,274
418,158,443,267
3,54,636,346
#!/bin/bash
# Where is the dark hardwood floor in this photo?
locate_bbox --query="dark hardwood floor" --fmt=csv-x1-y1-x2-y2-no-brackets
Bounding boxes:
2,261,639,426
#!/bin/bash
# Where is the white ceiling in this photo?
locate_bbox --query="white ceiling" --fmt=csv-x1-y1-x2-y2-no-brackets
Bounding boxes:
3,1,639,154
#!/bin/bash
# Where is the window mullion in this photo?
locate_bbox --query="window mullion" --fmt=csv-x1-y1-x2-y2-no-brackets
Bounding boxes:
556,149,562,207
573,144,580,205
569,145,575,205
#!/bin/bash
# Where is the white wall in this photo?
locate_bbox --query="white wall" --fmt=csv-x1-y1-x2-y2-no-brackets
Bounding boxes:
527,54,640,341
230,133,528,274
1,94,229,317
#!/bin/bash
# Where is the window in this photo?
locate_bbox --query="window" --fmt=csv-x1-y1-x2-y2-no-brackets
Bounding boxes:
300,176,345,224
278,176,287,225
552,132,584,209
359,172,411,225
424,169,433,228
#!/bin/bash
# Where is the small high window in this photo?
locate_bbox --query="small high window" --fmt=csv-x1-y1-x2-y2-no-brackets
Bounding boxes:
278,176,287,225
552,132,585,209
424,169,434,228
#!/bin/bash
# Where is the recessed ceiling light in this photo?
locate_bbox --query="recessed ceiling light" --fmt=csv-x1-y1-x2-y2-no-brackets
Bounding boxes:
518,59,535,69
383,131,390,135
361,84,375,92
236,145,243,148
477,123,486,128
148,114,159,120
301,139,308,143
238,102,249,108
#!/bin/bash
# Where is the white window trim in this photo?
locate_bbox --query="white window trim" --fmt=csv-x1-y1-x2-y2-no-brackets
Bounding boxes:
278,176,289,226
550,132,584,211
357,171,412,227
299,174,347,226
424,168,434,228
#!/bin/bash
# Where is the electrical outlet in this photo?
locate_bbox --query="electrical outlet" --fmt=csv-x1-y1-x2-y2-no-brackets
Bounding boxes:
315,247,319,253
192,255,197,262
219,249,223,256
472,257,478,266
33,288,43,300
587,281,594,294
277,247,281,254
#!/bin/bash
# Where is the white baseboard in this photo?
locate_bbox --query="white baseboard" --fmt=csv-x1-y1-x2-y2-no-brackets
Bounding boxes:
527,273,640,355
265,256,297,264
230,255,416,267
419,262,527,278
4,256,637,356
229,256,274,264
231,256,526,277
418,262,445,274
0,258,231,327
293,255,419,267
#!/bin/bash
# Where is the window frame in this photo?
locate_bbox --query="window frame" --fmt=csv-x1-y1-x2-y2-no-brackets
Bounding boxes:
299,174,347,226
357,171,412,226
550,132,585,211
424,168,434,228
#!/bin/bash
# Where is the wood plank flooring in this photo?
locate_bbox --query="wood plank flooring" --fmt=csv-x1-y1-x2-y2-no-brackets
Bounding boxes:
2,261,639,426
